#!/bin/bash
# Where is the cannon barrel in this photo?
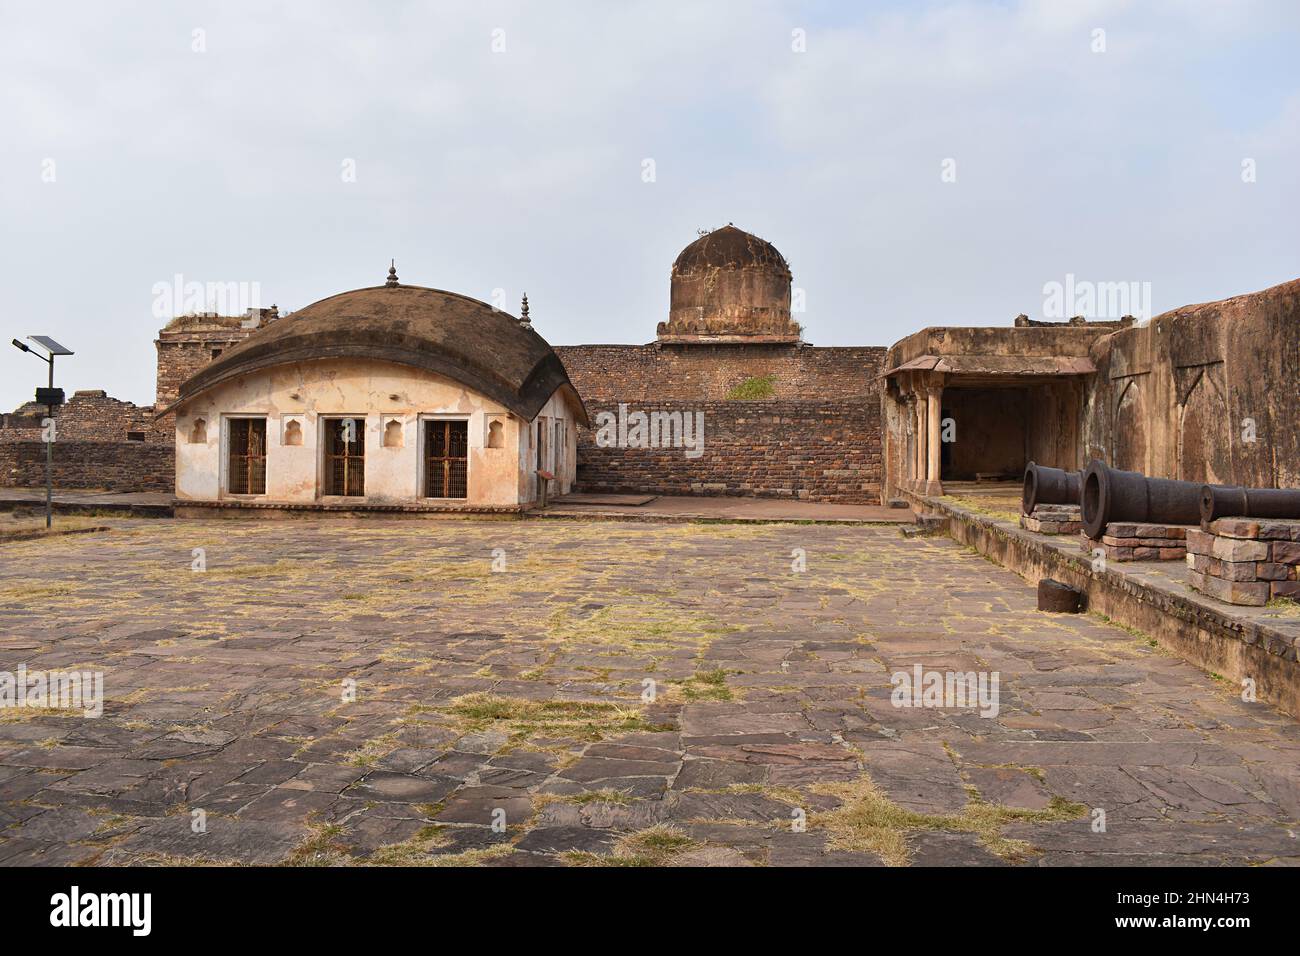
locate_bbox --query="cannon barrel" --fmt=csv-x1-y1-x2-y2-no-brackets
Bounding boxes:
1022,462,1082,514
1080,460,1207,539
1200,484,1300,526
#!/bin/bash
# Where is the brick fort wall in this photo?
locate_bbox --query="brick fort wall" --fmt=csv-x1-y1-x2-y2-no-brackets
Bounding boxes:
554,344,887,502
573,400,882,501
0,391,167,444
0,440,174,492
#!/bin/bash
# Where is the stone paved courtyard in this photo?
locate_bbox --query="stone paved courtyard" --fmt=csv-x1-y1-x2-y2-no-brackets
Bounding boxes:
1,519,1298,867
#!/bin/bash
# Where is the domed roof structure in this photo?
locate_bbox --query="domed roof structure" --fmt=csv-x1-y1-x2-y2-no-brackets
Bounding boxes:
170,282,586,423
671,224,791,273
658,224,801,344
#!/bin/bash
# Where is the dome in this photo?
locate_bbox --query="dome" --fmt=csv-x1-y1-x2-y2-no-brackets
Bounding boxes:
671,224,791,274
659,225,801,343
170,283,586,424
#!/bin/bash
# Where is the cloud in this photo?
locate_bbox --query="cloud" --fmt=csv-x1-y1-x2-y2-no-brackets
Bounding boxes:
0,0,1296,408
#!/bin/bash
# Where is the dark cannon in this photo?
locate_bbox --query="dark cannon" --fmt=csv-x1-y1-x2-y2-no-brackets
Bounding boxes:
1080,460,1207,539
1022,462,1082,514
1200,484,1300,527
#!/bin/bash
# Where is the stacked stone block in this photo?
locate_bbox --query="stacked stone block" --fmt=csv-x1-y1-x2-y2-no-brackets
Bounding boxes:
1084,523,1189,562
1020,504,1082,534
1186,519,1300,607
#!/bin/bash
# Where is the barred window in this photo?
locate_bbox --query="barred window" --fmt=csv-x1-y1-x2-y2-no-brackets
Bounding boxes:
227,418,266,495
425,420,468,498
323,417,365,496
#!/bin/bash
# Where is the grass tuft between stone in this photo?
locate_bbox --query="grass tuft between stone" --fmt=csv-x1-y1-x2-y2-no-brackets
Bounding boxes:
444,692,671,744
810,774,1089,866
563,824,701,867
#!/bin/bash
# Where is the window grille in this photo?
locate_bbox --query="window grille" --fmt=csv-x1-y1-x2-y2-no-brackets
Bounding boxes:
425,420,468,498
324,418,365,496
227,418,266,495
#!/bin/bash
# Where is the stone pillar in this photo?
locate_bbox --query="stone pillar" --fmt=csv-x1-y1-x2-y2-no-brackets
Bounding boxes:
913,388,928,492
925,383,943,496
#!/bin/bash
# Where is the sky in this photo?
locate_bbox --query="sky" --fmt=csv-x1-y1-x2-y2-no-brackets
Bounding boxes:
1,0,1297,410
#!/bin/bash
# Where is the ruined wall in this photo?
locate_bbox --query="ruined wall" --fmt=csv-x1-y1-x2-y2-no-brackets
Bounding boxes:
1083,277,1300,488
0,391,166,444
574,400,882,502
155,311,277,406
0,440,174,492
555,344,887,502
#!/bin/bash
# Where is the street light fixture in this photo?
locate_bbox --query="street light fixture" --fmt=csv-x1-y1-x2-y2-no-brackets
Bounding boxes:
11,335,74,529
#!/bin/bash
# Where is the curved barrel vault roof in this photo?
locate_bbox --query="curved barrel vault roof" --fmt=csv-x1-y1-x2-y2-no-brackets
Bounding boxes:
168,284,588,425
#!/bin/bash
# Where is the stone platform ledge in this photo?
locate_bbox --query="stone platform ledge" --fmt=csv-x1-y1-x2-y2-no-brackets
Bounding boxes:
904,489,1300,720
0,524,111,544
532,508,902,527
0,490,173,518
174,499,524,520
537,493,915,526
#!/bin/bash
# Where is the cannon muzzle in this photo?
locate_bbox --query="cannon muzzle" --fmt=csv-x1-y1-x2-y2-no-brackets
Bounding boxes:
1200,484,1300,527
1022,462,1082,514
1081,460,1207,539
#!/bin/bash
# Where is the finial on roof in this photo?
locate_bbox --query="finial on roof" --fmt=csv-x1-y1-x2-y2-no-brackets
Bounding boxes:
519,293,531,327
386,260,399,287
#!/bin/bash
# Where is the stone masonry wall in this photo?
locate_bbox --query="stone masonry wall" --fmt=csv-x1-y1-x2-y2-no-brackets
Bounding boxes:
0,440,175,492
553,344,887,503
555,343,886,403
0,391,167,444
574,400,882,502
155,310,278,406
155,334,246,408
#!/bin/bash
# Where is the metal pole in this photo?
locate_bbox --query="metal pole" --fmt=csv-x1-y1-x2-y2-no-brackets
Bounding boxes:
45,355,54,529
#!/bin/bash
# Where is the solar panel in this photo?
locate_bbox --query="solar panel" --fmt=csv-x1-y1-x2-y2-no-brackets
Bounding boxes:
28,335,74,355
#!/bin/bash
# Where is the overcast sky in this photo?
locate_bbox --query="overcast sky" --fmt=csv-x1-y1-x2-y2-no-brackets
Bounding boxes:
1,0,1297,410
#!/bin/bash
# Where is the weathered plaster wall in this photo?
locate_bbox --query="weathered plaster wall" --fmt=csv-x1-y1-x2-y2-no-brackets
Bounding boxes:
173,358,577,507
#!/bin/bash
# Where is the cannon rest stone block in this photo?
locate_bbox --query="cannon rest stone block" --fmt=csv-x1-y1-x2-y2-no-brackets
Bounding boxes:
1083,522,1192,562
1187,518,1300,606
